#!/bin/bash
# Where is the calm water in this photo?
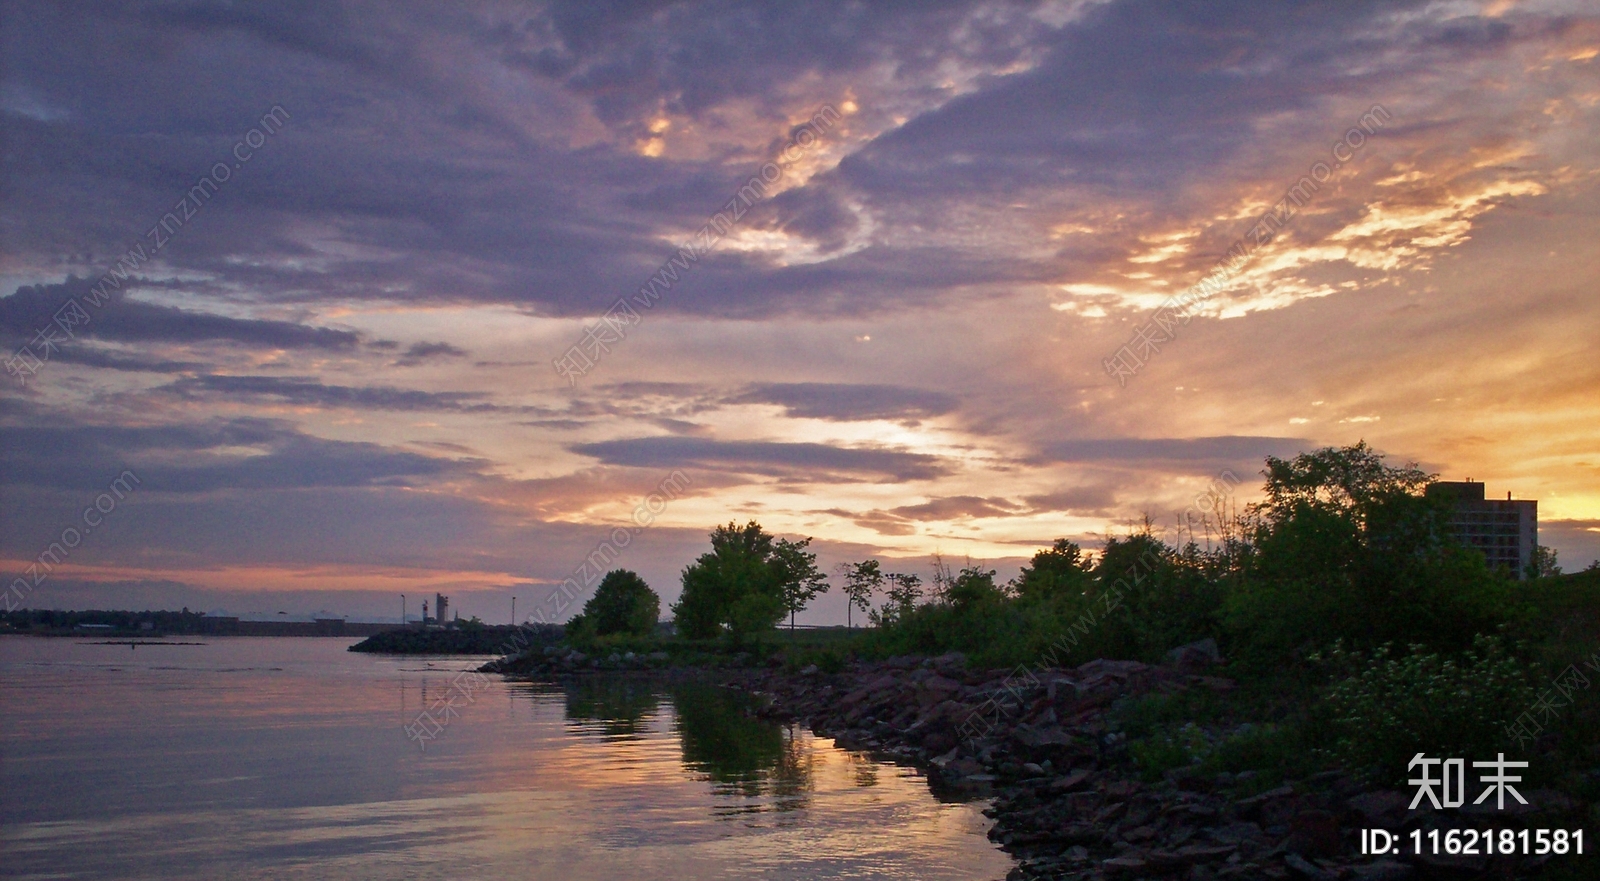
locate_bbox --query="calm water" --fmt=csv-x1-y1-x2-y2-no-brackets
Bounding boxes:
0,636,1010,880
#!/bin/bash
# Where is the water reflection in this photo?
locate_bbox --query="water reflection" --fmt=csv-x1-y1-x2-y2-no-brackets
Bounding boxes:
2,640,1012,881
561,676,664,739
557,679,816,812
674,684,814,811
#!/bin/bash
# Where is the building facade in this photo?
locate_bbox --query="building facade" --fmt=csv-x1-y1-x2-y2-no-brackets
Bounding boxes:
1426,480,1537,578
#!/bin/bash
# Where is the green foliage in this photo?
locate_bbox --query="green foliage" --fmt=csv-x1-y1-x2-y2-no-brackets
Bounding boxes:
839,560,883,628
1317,637,1538,785
673,522,825,641
1257,440,1431,527
1528,544,1562,579
579,569,660,637
871,572,923,626
1129,723,1211,781
773,536,829,629
1013,539,1091,602
854,443,1541,676
1090,533,1223,662
1223,444,1518,666
786,645,848,674
936,561,1004,610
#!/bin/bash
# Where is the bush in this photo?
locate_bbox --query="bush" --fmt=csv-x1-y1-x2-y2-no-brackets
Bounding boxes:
1317,636,1537,785
576,570,660,638
673,522,823,641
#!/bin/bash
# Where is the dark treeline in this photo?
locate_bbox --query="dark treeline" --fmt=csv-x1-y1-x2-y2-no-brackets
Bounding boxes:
548,442,1599,793
2,608,209,633
860,442,1530,671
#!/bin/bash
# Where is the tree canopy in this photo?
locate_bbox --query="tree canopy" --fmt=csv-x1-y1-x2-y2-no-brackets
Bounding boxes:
1013,538,1092,601
571,569,659,638
672,521,827,640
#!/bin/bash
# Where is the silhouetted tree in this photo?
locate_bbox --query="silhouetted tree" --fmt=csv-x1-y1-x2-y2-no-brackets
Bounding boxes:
1013,538,1092,601
574,569,659,637
839,560,883,628
674,521,818,640
773,537,828,631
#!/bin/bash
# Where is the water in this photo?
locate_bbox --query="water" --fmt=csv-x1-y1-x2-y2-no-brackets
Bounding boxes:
0,637,1011,880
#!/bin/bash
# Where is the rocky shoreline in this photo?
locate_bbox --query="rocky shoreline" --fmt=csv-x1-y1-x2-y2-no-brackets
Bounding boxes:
486,646,1584,880
734,653,1580,881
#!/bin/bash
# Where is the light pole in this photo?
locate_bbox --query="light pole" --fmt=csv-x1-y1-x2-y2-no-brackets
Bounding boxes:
511,596,516,627
401,594,406,627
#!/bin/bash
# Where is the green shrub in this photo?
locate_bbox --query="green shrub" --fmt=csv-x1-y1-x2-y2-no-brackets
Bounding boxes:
1317,636,1537,785
1128,723,1210,781
577,570,660,637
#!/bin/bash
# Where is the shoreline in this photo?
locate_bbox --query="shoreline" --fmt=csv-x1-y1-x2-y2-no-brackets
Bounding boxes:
490,648,1583,881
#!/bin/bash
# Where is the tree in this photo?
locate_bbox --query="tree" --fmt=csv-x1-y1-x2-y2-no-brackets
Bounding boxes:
1527,545,1561,579
672,521,824,640
882,572,923,622
1225,442,1511,661
940,564,1003,610
1013,539,1091,601
579,569,660,637
773,537,829,631
1258,440,1432,529
839,560,883,628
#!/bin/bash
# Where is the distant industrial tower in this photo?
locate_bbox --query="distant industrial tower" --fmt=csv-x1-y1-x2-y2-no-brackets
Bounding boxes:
435,593,449,625
1426,480,1537,578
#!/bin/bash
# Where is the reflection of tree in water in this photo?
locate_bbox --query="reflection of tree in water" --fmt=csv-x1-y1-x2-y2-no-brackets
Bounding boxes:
846,750,878,789
562,678,664,739
672,684,814,812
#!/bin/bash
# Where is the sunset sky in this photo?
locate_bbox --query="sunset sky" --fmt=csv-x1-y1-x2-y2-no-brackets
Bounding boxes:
4,0,1598,623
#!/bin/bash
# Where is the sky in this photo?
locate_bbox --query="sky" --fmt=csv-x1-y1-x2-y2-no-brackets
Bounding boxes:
3,0,1598,624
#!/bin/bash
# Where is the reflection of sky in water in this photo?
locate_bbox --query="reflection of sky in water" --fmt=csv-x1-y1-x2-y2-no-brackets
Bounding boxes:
0,638,1010,880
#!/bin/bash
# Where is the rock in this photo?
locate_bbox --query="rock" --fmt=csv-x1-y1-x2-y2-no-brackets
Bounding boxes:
1175,844,1238,864
1192,675,1237,691
921,728,957,756
1050,769,1095,793
1235,785,1295,819
1021,762,1045,776
1344,790,1406,825
1349,860,1413,880
917,674,963,706
1123,825,1157,843
1167,765,1213,792
1166,638,1223,668
1208,821,1265,845
1078,659,1150,679
1412,849,1488,874
947,757,986,777
1287,810,1339,858
1283,853,1336,881
1104,780,1142,798
1102,856,1149,875
799,664,819,675
1012,723,1073,749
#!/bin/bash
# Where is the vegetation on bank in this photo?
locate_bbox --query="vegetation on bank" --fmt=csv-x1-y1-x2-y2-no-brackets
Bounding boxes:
539,443,1600,813
349,625,563,655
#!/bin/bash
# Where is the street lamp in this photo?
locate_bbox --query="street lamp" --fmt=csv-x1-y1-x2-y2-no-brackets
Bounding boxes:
511,595,516,627
401,594,406,627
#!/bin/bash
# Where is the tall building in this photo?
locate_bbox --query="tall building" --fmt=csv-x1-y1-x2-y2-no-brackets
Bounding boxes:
435,593,450,625
1425,480,1537,578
